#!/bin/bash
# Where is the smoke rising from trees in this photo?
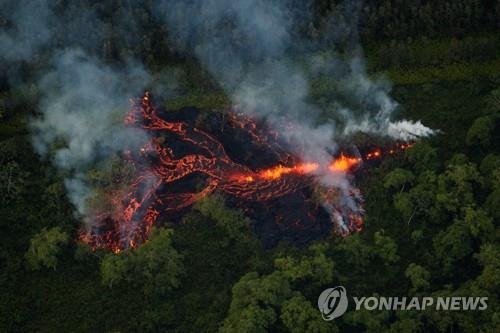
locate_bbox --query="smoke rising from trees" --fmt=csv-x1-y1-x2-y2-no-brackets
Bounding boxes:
1,0,433,219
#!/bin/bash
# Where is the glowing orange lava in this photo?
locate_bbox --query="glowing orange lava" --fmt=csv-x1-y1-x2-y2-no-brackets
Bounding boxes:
259,162,319,179
79,91,414,252
233,155,362,183
329,153,362,172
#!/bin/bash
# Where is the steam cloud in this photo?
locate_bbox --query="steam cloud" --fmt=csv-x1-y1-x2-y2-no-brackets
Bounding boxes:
1,2,155,220
31,50,152,216
153,0,434,221
1,0,434,230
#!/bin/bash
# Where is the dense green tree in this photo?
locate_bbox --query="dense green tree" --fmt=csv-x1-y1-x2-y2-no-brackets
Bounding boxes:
383,168,415,191
281,295,337,333
466,116,494,146
220,271,292,332
484,188,500,220
405,142,438,174
101,227,183,295
344,309,391,333
405,263,431,293
373,231,400,265
475,243,500,291
463,207,494,239
25,227,69,270
433,220,474,275
388,316,424,333
436,157,480,213
100,251,131,287
274,243,334,285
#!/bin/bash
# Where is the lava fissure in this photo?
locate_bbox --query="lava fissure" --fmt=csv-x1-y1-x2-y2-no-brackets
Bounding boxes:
80,92,412,252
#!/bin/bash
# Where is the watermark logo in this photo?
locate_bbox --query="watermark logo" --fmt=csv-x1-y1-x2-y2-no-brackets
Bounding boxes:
317,286,348,321
318,286,488,321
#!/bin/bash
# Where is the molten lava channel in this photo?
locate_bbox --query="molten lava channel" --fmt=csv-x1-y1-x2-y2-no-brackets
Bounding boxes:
79,92,411,253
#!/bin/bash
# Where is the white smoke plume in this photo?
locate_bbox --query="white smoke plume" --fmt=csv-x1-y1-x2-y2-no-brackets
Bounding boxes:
153,0,435,230
387,120,437,141
31,49,152,215
1,2,157,219
1,0,435,230
154,0,434,172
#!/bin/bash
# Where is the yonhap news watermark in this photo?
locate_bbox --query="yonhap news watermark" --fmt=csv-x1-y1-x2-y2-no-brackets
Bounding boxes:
318,286,488,321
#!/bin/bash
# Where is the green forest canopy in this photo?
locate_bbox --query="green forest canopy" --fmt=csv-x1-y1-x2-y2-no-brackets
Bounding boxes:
1,1,499,332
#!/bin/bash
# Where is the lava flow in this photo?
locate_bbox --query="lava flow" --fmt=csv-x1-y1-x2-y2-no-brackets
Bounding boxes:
79,92,412,253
